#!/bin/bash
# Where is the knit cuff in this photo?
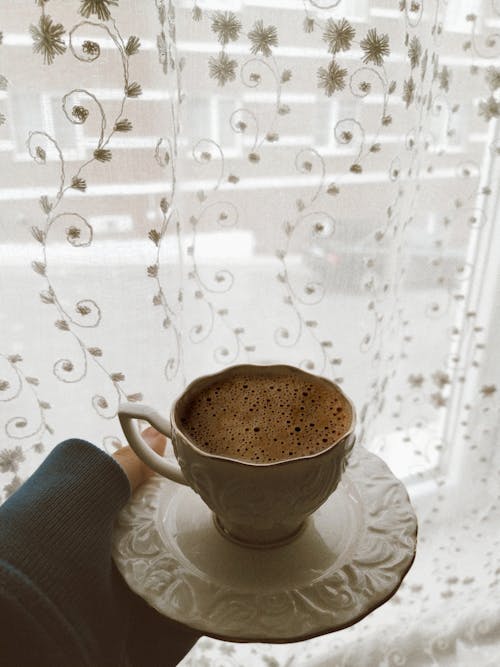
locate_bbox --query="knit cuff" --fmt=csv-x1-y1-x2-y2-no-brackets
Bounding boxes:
0,439,131,600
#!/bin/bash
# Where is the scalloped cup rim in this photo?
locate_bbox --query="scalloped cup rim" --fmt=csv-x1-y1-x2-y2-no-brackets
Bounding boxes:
171,363,356,467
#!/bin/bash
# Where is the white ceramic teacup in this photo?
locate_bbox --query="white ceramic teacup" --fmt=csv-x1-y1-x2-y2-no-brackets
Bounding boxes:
118,364,356,548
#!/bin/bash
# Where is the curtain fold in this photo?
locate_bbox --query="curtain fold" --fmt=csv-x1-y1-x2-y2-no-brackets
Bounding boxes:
1,1,499,664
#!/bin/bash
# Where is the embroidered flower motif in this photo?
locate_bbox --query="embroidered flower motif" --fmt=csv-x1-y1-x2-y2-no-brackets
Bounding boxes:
403,77,415,107
30,14,66,65
431,392,447,408
479,96,500,121
432,371,450,388
208,52,237,86
125,82,142,97
211,11,241,45
125,36,140,56
79,0,118,21
67,227,81,240
322,18,355,54
317,59,347,96
82,40,100,57
303,17,315,33
438,66,451,92
485,66,500,91
35,146,47,163
71,176,87,191
114,118,132,132
94,148,112,162
248,20,278,57
360,28,390,66
4,476,22,499
408,374,424,388
408,35,421,68
0,446,25,474
72,105,89,123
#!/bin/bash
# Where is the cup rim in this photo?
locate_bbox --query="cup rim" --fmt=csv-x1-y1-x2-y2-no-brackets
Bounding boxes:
170,363,356,467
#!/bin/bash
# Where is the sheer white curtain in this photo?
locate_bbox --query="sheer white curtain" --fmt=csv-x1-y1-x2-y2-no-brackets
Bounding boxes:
1,1,500,664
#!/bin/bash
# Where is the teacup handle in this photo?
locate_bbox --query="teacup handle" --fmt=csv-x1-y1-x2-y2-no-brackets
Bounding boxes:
118,402,188,486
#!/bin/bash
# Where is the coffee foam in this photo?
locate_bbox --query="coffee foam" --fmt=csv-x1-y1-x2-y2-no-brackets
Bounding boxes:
178,371,352,463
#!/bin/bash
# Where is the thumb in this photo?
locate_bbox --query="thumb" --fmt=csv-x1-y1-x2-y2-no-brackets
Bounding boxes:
142,426,167,456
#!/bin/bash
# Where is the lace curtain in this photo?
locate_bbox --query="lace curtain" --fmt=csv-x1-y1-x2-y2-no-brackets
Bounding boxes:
1,1,500,665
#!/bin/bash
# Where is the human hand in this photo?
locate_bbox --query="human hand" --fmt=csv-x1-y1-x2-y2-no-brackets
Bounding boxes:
112,426,166,493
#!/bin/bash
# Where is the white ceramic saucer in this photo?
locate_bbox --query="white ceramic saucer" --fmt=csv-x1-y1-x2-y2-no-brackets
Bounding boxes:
112,446,417,643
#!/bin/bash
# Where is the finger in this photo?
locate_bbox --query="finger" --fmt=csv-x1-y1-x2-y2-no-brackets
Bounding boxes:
141,425,163,442
142,426,167,455
112,446,143,492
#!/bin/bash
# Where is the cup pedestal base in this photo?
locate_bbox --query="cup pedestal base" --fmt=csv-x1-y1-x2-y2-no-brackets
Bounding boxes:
212,514,307,549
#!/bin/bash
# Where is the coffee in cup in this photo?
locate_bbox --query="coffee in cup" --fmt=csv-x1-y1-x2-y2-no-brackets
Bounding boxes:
119,364,355,548
178,370,352,463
